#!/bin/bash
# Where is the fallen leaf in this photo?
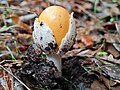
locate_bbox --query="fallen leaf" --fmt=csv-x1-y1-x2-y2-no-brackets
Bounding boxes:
10,14,32,34
91,79,107,90
80,33,94,48
103,64,120,80
73,42,86,49
104,33,120,52
102,22,116,29
107,44,120,58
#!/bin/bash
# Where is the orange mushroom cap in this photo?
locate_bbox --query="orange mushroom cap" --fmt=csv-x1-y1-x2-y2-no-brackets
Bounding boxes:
38,6,70,46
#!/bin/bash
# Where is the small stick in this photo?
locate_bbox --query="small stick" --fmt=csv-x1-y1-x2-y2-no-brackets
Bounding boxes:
3,71,9,90
0,65,31,90
0,7,35,14
115,23,120,34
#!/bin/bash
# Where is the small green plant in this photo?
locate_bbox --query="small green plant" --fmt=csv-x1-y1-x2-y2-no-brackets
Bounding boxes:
0,25,7,32
2,7,12,16
109,77,112,90
112,0,117,3
82,64,116,75
13,40,21,55
94,0,99,15
40,54,46,59
5,45,16,60
97,51,108,56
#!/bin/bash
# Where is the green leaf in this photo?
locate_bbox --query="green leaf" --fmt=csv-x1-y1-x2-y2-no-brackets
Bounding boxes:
5,46,16,60
0,25,7,32
110,18,114,22
94,0,99,15
97,52,108,56
112,0,117,3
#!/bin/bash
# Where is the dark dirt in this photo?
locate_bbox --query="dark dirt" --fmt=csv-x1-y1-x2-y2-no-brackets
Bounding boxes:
16,44,93,90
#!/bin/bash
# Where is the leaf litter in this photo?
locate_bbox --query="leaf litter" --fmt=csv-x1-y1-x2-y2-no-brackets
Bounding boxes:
0,0,120,90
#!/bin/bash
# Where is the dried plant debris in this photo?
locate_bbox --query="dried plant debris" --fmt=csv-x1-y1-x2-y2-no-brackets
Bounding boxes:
1,0,120,90
102,65,120,80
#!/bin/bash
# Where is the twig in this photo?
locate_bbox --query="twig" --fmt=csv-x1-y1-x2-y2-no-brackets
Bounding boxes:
92,40,105,56
0,6,35,14
2,14,7,26
0,25,17,32
0,65,31,90
3,71,9,90
8,66,14,90
115,23,120,34
0,60,17,65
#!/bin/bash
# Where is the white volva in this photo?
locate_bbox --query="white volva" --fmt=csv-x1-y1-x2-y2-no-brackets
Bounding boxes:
57,12,76,54
33,12,76,71
33,19,57,54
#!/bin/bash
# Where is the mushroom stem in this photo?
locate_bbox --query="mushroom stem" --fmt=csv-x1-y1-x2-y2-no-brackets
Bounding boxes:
47,54,61,72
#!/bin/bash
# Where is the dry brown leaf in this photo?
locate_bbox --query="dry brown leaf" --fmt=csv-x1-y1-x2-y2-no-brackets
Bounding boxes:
91,79,107,90
10,14,32,34
27,0,42,5
80,33,94,48
107,44,120,58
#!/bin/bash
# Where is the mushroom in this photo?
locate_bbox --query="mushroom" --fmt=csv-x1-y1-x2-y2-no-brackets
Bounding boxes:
33,6,76,71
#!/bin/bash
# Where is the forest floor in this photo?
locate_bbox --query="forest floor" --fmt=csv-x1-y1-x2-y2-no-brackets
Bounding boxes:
0,0,120,90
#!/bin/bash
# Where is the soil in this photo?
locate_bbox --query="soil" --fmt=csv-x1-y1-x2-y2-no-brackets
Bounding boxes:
17,44,93,90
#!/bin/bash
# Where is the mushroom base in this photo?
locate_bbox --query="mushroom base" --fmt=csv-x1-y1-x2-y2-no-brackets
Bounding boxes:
47,54,61,72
